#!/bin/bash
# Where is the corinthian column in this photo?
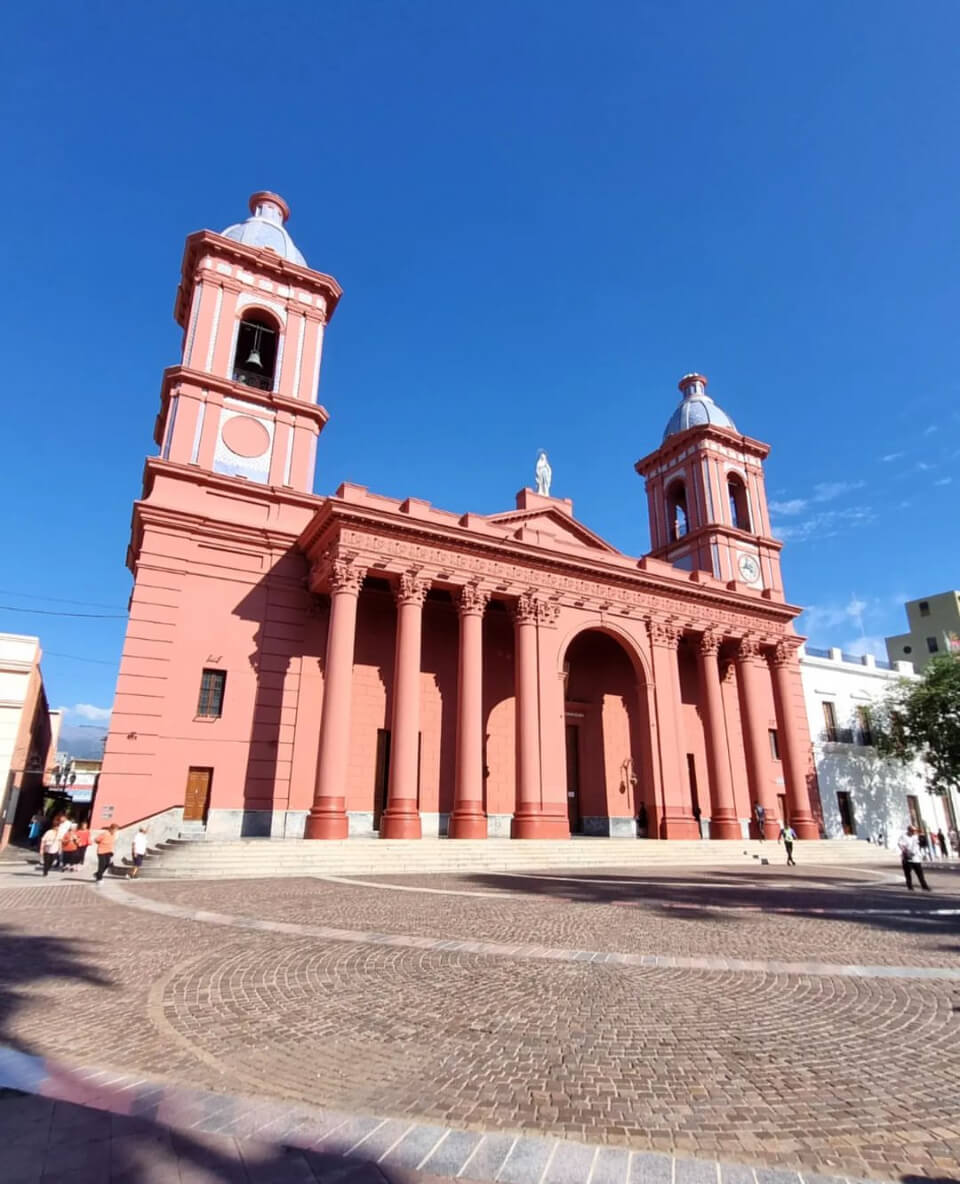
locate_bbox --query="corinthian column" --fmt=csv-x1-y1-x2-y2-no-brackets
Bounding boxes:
768,639,819,839
381,571,429,839
696,630,740,839
648,619,699,838
449,583,489,839
735,636,779,838
305,558,364,839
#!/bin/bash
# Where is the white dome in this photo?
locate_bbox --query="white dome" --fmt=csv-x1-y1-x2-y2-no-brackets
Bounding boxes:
221,191,306,267
662,374,736,441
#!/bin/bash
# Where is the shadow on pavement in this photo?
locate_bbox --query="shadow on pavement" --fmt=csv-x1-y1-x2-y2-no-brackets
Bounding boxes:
0,926,112,1057
462,864,960,956
2,1087,404,1184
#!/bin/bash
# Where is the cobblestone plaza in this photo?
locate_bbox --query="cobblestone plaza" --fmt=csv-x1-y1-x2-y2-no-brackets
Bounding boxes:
1,858,959,1183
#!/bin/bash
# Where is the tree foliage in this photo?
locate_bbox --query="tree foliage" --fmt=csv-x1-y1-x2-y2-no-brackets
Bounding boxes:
871,655,960,794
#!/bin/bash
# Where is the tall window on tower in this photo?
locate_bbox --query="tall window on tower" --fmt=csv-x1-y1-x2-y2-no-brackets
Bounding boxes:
666,479,689,541
727,474,751,531
232,313,278,391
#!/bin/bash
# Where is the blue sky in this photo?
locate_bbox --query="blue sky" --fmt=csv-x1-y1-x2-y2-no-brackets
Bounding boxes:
3,1,959,745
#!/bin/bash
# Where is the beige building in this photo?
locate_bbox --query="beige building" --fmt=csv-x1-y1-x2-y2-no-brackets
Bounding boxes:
885,590,960,671
0,634,60,848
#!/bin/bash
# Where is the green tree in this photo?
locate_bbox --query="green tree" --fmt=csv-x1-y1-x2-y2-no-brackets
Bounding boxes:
871,654,960,795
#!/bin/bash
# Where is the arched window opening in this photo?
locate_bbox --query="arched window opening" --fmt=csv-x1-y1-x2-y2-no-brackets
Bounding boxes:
727,475,751,532
233,314,279,391
666,481,688,541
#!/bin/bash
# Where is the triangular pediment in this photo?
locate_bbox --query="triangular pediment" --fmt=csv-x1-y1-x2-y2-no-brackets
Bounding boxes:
486,508,621,554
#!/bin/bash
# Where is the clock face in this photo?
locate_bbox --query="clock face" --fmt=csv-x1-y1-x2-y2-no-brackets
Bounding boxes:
737,552,761,584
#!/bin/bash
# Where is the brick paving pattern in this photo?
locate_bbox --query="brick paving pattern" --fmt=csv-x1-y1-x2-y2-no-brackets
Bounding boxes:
0,860,958,1182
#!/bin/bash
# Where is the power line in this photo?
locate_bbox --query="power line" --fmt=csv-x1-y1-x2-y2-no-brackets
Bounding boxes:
0,605,127,619
45,651,119,666
0,588,128,611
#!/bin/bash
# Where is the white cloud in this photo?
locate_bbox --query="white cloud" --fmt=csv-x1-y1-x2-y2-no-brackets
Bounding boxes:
812,480,866,502
768,497,807,516
57,703,111,723
881,452,904,462
773,505,875,543
915,461,934,472
934,476,953,487
923,424,938,436
800,597,873,635
840,635,888,660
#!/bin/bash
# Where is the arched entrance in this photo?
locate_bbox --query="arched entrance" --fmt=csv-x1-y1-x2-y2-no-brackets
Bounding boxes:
561,629,651,837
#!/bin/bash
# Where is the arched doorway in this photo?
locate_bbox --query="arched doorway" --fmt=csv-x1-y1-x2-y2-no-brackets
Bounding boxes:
562,629,650,837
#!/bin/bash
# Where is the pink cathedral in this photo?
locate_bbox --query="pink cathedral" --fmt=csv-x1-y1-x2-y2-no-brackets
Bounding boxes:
93,193,821,843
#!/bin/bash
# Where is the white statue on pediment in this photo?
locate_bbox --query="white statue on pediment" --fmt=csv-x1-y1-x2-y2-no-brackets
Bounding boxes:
535,450,552,497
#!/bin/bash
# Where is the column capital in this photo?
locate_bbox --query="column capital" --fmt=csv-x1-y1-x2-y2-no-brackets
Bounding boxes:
647,618,683,649
697,630,722,658
395,570,429,607
735,634,763,662
456,582,490,617
329,558,365,596
768,637,801,668
511,590,540,625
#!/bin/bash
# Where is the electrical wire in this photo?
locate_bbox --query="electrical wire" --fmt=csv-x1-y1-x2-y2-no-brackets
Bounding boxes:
0,605,127,619
0,588,128,611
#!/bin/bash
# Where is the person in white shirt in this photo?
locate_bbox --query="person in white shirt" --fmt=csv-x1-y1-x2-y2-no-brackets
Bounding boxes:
39,825,60,876
898,826,931,891
129,826,149,879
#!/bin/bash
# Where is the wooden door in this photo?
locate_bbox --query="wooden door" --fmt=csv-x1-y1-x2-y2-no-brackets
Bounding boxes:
183,767,212,822
565,724,581,834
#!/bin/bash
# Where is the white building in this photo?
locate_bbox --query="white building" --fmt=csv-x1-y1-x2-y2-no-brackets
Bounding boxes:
799,645,959,846
0,634,59,847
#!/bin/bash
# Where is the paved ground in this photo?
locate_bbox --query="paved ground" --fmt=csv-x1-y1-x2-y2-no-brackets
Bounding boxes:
0,855,958,1183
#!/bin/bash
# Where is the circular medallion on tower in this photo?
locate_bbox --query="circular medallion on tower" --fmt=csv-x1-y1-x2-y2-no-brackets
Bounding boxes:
221,415,271,459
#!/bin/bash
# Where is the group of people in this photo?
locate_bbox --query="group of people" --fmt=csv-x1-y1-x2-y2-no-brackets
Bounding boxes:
27,811,149,881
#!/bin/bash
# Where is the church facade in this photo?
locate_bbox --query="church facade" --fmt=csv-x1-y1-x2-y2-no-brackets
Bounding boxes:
92,193,821,843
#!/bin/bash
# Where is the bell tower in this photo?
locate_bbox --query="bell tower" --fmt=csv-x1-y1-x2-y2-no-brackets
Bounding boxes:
635,373,785,599
154,191,342,494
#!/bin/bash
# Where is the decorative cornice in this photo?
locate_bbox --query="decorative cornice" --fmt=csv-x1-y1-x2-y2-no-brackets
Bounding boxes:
396,570,429,607
299,515,801,634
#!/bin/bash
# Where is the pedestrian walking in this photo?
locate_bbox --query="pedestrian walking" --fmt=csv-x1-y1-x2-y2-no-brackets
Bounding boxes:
39,824,61,876
93,824,119,882
27,811,45,847
128,827,148,878
778,821,797,866
754,802,766,840
75,821,91,870
918,830,931,861
898,826,931,891
53,813,73,870
60,824,80,872
937,828,949,859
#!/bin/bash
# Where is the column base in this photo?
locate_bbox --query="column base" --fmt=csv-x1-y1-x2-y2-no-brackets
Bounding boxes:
791,817,820,840
512,810,569,840
709,815,742,840
659,814,701,839
761,819,781,840
448,805,488,839
304,801,348,840
380,801,422,839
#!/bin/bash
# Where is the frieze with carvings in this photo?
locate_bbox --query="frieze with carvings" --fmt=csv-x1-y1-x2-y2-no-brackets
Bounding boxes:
323,525,793,637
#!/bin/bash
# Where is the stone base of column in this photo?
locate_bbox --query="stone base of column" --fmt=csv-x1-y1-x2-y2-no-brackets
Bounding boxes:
512,809,569,840
657,811,701,839
762,819,780,840
448,804,487,839
304,800,348,840
380,801,422,839
791,817,820,840
709,814,742,840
